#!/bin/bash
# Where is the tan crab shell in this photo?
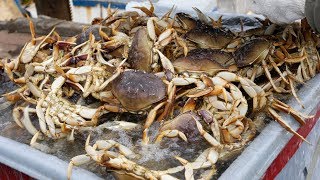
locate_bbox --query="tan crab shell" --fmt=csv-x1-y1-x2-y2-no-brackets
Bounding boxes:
112,70,166,111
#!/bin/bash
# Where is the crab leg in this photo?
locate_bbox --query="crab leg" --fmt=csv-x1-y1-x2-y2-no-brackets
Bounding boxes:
143,101,166,144
268,56,289,84
262,59,282,93
45,105,56,136
36,98,51,136
193,117,222,148
198,110,221,142
21,27,56,64
97,62,124,91
174,156,194,180
288,77,304,108
155,129,188,143
96,140,135,158
267,108,310,144
30,132,51,152
271,98,313,124
67,154,91,180
22,105,39,136
300,61,311,81
147,17,157,41
12,106,25,128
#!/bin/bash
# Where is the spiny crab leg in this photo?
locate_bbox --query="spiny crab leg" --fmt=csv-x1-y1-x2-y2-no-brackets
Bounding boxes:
267,107,310,144
271,98,313,125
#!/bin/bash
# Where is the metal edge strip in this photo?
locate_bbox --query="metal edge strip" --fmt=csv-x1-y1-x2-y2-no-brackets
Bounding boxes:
0,136,102,180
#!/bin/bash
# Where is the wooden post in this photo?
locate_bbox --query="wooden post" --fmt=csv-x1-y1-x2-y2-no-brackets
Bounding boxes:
34,0,72,21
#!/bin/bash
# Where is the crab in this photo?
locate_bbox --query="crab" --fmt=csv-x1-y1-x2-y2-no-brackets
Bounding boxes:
185,25,235,50
235,24,320,108
3,19,56,84
67,134,219,180
15,76,99,140
172,48,236,76
209,71,312,143
127,20,186,73
89,70,173,143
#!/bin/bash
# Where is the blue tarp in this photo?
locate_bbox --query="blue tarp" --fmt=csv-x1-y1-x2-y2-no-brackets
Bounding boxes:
72,0,126,9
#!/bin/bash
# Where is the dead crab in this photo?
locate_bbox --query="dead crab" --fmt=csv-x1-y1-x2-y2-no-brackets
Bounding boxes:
91,70,172,144
68,134,219,180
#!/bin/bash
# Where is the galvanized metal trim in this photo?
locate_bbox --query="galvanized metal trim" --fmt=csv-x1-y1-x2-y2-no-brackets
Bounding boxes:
220,74,320,180
0,136,102,180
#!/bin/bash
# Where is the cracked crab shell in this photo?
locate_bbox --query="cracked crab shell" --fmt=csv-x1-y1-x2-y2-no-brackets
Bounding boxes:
112,70,166,111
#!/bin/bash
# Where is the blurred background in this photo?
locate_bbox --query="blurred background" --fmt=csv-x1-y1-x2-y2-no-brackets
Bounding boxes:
1,0,252,24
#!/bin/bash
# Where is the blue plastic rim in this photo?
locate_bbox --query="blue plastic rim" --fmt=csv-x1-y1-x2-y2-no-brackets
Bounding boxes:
73,0,126,9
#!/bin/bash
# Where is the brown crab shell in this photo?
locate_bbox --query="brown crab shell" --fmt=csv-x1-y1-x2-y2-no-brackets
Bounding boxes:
186,26,234,49
112,70,166,111
173,48,235,76
234,38,270,67
176,12,198,31
127,27,153,72
160,111,201,139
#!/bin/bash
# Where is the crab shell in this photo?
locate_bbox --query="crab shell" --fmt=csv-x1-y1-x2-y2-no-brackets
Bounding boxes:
76,25,111,45
111,70,166,111
176,12,198,31
173,48,235,76
127,27,153,72
186,25,234,49
234,38,270,67
160,111,201,139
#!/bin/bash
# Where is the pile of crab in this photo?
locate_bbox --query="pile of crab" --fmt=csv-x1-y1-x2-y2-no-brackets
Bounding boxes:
1,3,320,180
